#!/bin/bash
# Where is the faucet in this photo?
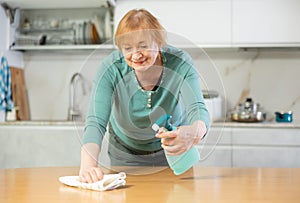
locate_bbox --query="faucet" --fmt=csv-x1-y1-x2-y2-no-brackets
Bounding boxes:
68,72,86,121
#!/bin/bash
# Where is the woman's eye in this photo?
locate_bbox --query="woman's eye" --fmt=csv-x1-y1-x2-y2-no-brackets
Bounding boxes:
140,45,148,49
123,47,132,52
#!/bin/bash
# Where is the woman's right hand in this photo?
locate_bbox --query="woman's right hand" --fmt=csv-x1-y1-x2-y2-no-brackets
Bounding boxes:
79,143,103,183
79,166,104,183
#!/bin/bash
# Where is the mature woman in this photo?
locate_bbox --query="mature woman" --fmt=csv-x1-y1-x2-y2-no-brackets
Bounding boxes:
79,9,210,183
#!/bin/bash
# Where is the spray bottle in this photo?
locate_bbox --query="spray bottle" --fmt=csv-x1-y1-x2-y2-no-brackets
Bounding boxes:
152,114,200,175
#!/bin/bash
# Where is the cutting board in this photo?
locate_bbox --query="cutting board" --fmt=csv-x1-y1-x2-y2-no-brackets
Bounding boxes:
10,67,30,120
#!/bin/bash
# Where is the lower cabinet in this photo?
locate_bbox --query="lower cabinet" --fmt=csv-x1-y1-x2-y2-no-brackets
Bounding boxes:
198,127,232,167
198,126,300,168
231,128,300,167
0,125,82,169
1,124,299,168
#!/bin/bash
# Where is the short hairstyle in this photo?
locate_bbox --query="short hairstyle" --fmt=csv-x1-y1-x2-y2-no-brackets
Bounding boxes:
114,9,166,49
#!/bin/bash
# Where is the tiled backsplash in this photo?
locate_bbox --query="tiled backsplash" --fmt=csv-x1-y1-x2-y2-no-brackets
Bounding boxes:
23,48,300,123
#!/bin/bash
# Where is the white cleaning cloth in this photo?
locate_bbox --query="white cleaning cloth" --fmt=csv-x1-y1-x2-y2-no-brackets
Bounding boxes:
59,172,126,191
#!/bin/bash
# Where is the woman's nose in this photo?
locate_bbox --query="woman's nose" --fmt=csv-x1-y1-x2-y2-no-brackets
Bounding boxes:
132,51,143,60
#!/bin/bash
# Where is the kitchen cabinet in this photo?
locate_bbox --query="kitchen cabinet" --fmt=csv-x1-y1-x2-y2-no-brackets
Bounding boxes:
0,6,7,50
0,122,108,169
115,0,232,48
1,0,111,9
197,126,232,167
0,124,82,168
2,0,115,51
231,127,300,167
0,5,23,67
232,0,300,47
116,0,300,48
0,123,299,168
4,0,300,50
198,125,300,168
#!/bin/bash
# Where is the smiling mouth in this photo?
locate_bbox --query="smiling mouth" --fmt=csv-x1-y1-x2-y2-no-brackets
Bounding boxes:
132,60,146,65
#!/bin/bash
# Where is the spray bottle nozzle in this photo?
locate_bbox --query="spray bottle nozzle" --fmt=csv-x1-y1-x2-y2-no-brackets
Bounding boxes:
152,114,176,132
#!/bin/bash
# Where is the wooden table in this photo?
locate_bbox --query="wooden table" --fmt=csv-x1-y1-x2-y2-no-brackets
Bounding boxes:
1,166,300,203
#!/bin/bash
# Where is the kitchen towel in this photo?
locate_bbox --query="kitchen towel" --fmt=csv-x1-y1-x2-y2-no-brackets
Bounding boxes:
0,56,14,111
59,172,126,191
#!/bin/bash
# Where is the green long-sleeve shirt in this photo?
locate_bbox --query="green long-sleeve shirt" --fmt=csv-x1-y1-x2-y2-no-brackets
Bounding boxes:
83,45,210,152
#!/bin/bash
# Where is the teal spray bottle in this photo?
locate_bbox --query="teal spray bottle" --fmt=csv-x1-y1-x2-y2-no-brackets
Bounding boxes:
152,114,200,175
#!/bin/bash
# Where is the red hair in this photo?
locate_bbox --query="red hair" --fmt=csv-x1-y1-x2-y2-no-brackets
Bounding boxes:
114,9,166,48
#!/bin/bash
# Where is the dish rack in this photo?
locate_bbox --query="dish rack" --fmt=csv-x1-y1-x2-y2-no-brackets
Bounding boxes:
9,6,114,50
15,34,47,46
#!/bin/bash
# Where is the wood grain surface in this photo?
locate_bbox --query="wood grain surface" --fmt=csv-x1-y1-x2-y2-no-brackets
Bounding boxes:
1,166,300,203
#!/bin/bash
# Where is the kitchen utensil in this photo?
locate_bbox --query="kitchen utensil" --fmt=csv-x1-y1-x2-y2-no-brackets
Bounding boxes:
10,67,30,120
82,21,87,44
275,111,293,123
86,21,92,44
78,23,83,44
229,98,266,122
91,23,100,44
104,8,112,40
93,14,103,43
203,90,223,122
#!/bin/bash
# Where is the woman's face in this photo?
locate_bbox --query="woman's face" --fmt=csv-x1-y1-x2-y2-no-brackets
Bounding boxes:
120,32,161,72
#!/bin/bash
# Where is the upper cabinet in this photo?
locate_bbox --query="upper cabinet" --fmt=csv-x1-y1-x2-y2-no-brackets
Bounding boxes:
115,0,232,48
2,0,115,50
2,0,300,50
116,0,300,48
0,4,23,67
1,0,110,9
232,0,300,47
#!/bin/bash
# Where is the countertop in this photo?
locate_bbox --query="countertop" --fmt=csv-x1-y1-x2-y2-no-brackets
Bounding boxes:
212,121,300,128
1,166,300,203
1,120,299,128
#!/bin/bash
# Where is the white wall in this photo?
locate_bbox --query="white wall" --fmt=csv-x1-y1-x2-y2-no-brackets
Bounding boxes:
23,49,111,120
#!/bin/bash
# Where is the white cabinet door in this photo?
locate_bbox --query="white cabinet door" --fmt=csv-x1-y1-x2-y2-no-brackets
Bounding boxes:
0,125,82,168
231,128,300,167
197,126,232,167
115,0,231,47
232,0,300,47
0,7,7,51
0,6,23,67
1,0,107,9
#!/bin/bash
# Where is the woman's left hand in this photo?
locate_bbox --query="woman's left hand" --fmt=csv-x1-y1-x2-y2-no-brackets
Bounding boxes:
155,120,207,156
